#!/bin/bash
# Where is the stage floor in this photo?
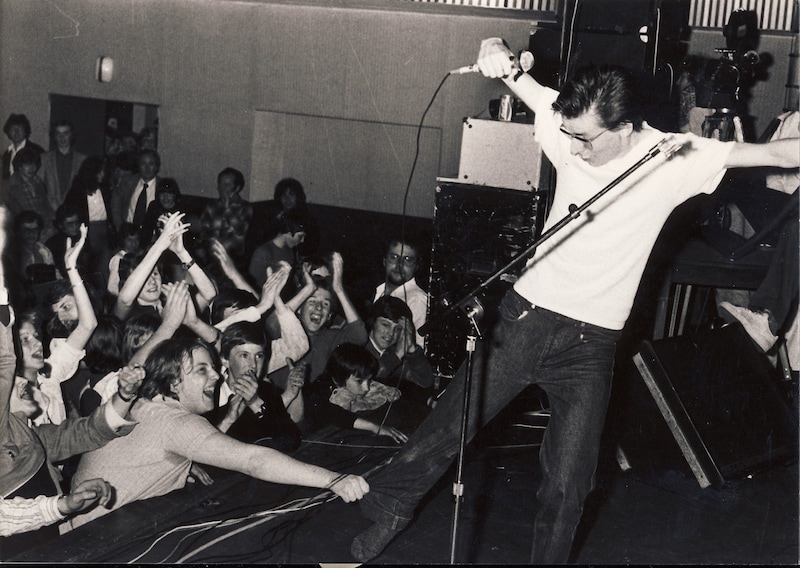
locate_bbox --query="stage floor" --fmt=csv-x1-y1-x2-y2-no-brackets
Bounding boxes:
12,413,798,565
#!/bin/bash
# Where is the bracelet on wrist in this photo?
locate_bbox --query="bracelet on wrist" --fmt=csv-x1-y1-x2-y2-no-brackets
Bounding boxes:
181,259,196,271
118,389,136,402
253,402,267,419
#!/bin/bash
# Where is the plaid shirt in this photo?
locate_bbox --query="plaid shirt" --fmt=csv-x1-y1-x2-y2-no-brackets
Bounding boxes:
200,195,253,255
2,174,54,226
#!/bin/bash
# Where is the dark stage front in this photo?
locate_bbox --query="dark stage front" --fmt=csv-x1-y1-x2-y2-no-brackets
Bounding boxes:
10,371,798,565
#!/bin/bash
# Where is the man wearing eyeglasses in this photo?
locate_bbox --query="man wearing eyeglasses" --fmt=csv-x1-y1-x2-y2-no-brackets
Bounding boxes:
351,38,799,564
374,237,428,347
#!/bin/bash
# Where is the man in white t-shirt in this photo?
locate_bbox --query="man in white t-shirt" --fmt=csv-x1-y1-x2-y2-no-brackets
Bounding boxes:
350,38,800,564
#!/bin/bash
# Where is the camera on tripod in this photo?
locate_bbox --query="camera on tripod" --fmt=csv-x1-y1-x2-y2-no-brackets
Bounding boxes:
711,10,767,108
684,9,770,111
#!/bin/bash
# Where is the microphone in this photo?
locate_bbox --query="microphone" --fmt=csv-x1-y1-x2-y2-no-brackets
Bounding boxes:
449,64,479,75
449,51,534,76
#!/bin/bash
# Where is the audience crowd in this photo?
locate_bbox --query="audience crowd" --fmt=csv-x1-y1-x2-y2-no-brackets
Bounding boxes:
0,113,433,559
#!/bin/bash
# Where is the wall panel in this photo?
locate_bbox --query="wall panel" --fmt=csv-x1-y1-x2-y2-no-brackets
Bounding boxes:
251,110,441,216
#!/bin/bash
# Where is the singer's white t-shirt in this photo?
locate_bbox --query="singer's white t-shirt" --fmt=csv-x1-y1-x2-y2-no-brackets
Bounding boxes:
514,88,734,330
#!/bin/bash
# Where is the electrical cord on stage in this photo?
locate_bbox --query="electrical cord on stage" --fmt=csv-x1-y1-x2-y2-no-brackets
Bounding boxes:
172,463,394,564
301,438,402,450
154,461,398,565
126,490,338,564
173,488,340,564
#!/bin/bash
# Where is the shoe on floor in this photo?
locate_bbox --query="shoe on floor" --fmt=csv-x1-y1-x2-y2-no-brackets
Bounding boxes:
719,301,778,352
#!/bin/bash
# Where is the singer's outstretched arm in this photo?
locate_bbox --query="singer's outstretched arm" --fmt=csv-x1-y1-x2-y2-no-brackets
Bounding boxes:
476,37,799,172
725,138,799,169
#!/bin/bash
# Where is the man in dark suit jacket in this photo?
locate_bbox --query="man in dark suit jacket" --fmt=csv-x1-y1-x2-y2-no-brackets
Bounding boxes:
110,148,161,232
2,113,45,180
39,120,86,212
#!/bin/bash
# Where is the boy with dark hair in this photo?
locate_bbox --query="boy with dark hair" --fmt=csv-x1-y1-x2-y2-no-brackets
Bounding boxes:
2,113,45,180
365,296,434,406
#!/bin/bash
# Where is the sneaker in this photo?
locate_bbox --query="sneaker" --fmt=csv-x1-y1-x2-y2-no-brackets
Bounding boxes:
719,301,778,352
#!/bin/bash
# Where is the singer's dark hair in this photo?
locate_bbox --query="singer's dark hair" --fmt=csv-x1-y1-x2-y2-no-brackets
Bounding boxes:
553,64,644,131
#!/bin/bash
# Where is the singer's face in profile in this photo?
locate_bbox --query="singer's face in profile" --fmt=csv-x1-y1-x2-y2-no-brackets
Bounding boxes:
560,111,629,168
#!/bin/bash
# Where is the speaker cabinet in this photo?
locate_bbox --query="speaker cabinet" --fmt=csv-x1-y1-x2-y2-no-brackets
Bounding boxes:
617,325,797,488
457,119,543,192
425,183,546,377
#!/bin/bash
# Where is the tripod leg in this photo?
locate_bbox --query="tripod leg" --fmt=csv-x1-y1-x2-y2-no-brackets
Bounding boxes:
733,115,745,142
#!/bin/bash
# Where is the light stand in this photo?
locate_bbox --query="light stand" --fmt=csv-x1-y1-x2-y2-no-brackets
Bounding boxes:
419,136,683,564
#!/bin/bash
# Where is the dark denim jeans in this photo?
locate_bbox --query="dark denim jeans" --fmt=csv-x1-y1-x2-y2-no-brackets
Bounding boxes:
359,289,621,563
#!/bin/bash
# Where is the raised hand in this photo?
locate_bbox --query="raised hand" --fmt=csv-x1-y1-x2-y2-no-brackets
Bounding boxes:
331,252,345,291
155,212,190,251
210,238,234,271
393,317,416,359
160,280,190,331
117,364,146,401
256,262,291,313
167,219,190,256
64,223,89,270
299,262,315,288
179,286,201,327
476,37,516,79
284,357,307,398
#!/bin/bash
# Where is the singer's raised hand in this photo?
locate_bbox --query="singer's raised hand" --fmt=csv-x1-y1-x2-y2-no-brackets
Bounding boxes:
477,37,516,79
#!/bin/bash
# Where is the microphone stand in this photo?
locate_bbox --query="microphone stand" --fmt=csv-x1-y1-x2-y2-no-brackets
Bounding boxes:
420,137,681,565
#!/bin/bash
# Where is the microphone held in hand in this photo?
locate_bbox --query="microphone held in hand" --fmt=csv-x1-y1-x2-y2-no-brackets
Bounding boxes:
449,64,480,75
449,51,534,76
